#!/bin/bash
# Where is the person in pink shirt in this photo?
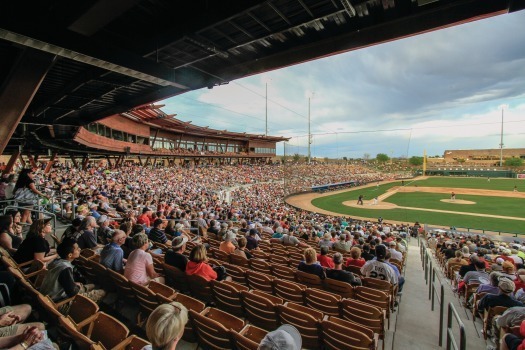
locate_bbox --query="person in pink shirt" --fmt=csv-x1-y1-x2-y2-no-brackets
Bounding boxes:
124,233,163,285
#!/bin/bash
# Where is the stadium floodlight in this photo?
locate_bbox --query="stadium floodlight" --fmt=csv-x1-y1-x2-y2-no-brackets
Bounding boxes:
340,0,356,17
498,104,508,167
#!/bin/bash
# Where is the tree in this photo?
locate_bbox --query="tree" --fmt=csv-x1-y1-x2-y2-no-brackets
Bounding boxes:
376,153,390,162
505,157,523,167
409,156,424,166
363,153,370,160
324,157,329,163
292,153,301,162
342,156,348,161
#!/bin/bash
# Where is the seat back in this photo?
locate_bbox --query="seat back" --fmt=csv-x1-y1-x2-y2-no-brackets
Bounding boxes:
88,260,113,291
230,254,250,268
277,302,323,349
161,293,205,343
354,286,390,310
125,335,151,350
106,269,135,303
322,316,375,350
272,279,307,304
189,307,245,350
271,264,296,281
241,290,283,331
222,262,248,285
295,270,323,289
304,288,342,317
162,262,189,293
251,250,270,260
246,270,274,294
130,281,160,324
36,294,63,325
211,280,249,317
341,299,385,340
214,250,231,263
148,280,177,299
88,312,129,349
345,265,363,276
68,294,100,325
323,278,355,299
231,325,268,350
187,274,213,303
58,315,96,350
249,259,272,275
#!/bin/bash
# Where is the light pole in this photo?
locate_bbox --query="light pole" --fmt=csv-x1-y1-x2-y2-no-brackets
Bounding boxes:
499,104,508,167
307,92,314,164
265,82,268,137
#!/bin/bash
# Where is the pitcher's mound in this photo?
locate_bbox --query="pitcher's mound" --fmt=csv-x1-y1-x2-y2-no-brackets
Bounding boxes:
342,200,398,209
440,199,476,205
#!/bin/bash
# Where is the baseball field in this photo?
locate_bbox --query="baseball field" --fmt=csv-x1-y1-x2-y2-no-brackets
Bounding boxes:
286,177,525,234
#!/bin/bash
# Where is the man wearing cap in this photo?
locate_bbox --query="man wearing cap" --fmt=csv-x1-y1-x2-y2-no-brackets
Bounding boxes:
219,231,237,254
165,236,188,271
258,324,302,350
100,230,127,273
96,215,114,245
388,241,403,261
326,253,362,286
477,278,524,315
360,244,398,285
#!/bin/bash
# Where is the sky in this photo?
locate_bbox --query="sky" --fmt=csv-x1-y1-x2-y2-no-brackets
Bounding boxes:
161,10,525,159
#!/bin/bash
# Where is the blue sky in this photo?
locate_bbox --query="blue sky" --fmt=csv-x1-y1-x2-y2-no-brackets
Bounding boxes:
161,10,525,159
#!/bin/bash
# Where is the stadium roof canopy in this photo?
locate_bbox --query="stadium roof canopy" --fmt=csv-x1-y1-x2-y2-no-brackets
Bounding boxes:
0,0,523,154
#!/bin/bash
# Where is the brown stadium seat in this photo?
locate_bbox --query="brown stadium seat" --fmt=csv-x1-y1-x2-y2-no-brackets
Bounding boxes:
362,277,396,311
252,250,270,260
246,269,275,294
323,277,355,299
304,288,342,317
295,270,323,289
107,269,136,305
130,281,161,326
230,253,250,268
272,279,307,304
322,316,377,350
223,262,248,285
190,307,245,350
241,290,283,331
231,324,268,350
249,258,273,275
87,259,113,291
214,249,231,263
345,264,364,276
211,280,249,317
187,274,213,303
162,262,189,293
354,286,391,329
122,335,151,350
271,263,296,281
341,299,386,350
148,280,177,299
58,315,98,350
277,302,324,350
157,293,205,343
483,306,508,340
269,253,290,266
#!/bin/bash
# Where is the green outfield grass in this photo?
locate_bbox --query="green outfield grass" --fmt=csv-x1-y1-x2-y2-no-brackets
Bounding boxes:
310,178,525,234
407,176,522,191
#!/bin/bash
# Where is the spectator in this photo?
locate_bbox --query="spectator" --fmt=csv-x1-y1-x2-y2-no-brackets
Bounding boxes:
40,239,106,304
96,215,113,244
100,230,127,273
298,248,325,279
219,231,236,254
246,229,259,251
388,241,403,261
124,233,164,285
361,244,398,285
477,278,523,315
346,247,366,268
165,237,188,271
318,233,333,250
232,237,252,259
0,215,22,254
0,304,44,338
149,219,170,245
333,233,351,252
326,253,362,286
76,216,99,250
186,244,229,281
13,169,48,224
258,324,302,350
144,302,189,350
137,207,152,227
317,246,334,268
13,218,58,264
361,244,375,261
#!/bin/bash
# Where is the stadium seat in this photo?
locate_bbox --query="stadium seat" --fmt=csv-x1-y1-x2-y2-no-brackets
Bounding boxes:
249,258,273,275
354,286,391,329
162,262,189,293
187,274,213,304
304,288,342,317
211,280,249,317
130,281,161,326
241,290,283,331
295,270,323,289
223,262,248,285
190,307,245,350
322,316,377,350
483,306,508,340
107,269,136,305
230,254,250,268
252,250,270,260
323,277,355,299
58,315,99,350
86,259,112,291
345,265,364,276
231,324,268,350
271,263,296,281
277,302,324,349
157,293,205,343
272,279,307,304
246,269,274,294
214,249,231,263
341,299,385,350
362,277,396,311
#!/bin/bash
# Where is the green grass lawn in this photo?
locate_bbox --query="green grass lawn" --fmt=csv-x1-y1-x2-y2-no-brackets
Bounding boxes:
407,177,522,191
310,178,525,234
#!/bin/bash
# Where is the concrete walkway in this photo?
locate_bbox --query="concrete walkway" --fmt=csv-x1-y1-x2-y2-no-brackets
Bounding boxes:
391,238,487,350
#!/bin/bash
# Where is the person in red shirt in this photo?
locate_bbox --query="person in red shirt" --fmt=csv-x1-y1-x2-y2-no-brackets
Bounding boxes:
501,319,525,350
515,269,525,292
346,246,366,268
317,246,334,269
136,207,152,227
186,244,230,282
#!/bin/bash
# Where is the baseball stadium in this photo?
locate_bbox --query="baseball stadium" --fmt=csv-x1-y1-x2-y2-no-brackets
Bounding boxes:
1,2,525,350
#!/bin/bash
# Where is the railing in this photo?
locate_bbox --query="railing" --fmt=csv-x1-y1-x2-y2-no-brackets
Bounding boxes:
3,205,57,236
446,303,466,350
421,242,445,347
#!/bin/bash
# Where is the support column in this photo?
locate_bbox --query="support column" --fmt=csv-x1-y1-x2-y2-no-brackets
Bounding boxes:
105,155,113,168
0,49,56,155
26,153,38,168
44,152,57,174
137,156,143,166
70,154,79,169
2,151,20,175
82,155,89,171
18,154,26,168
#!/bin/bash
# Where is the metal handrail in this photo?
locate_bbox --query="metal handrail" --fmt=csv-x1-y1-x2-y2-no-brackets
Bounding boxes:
447,303,466,350
3,205,57,238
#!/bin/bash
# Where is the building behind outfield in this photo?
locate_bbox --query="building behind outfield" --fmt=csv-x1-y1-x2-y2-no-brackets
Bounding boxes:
441,148,525,165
